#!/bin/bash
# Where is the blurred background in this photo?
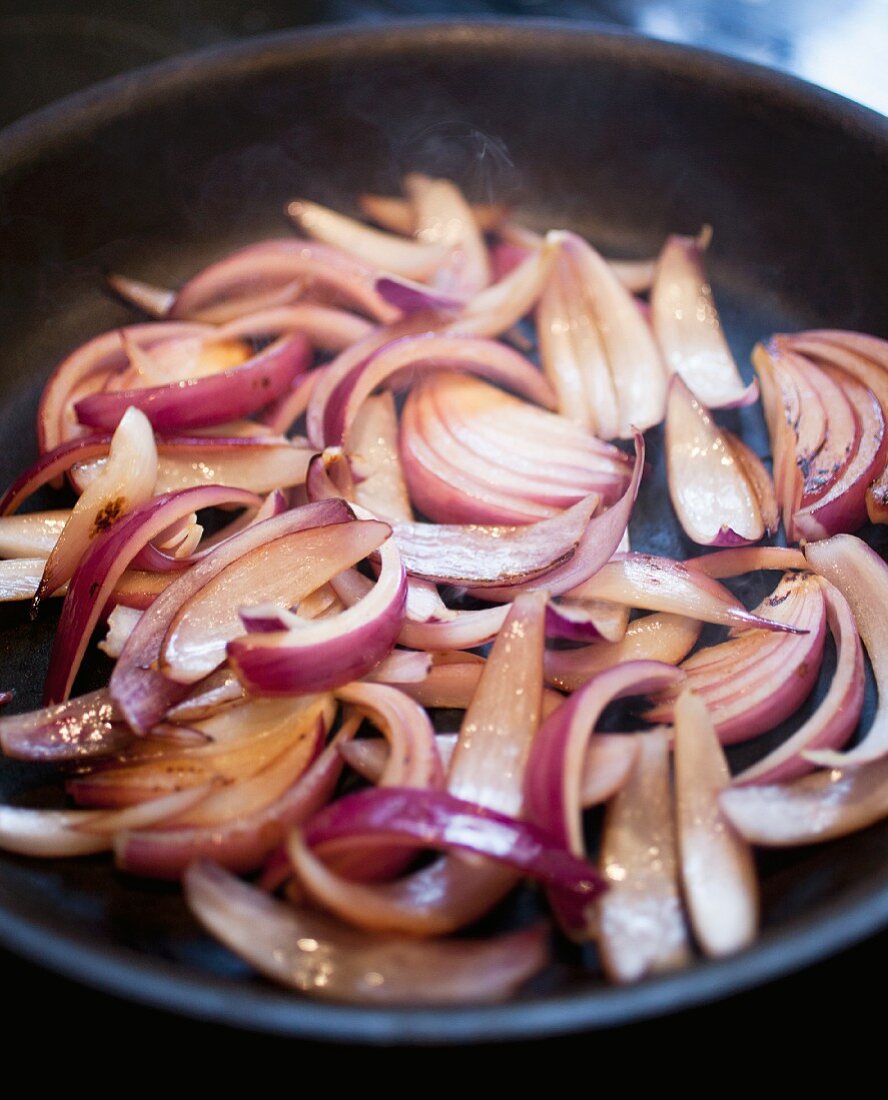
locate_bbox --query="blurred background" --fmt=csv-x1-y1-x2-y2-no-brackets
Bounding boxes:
0,0,885,130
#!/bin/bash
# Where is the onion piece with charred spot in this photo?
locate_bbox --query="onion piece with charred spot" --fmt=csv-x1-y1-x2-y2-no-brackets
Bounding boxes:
36,407,157,605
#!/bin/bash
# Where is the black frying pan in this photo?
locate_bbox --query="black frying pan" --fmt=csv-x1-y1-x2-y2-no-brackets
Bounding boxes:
0,20,886,1044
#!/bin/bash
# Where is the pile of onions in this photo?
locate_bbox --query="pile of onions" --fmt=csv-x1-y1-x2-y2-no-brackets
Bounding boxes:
0,172,887,1007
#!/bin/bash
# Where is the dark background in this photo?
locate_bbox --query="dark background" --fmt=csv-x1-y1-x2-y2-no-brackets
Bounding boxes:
0,0,885,1059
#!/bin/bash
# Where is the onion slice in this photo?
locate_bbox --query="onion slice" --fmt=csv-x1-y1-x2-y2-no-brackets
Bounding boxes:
803,534,888,766
673,689,758,956
595,729,691,983
665,374,764,546
160,518,391,685
652,232,757,409
36,407,158,604
184,860,547,1005
734,577,863,784
720,755,888,847
74,334,312,433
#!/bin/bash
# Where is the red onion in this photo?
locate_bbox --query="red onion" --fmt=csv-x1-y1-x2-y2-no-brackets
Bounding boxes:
665,374,765,546
544,612,702,692
110,497,353,732
287,198,448,279
652,232,757,409
596,729,691,982
803,534,888,765
74,334,312,434
160,518,391,685
734,578,863,784
673,689,758,956
184,860,547,1005
227,527,406,695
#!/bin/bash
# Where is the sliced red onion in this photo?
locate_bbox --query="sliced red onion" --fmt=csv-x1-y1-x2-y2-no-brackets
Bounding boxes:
46,484,261,704
684,545,807,579
0,559,62,602
665,375,764,546
376,275,463,315
219,304,374,353
469,434,642,600
526,661,683,856
110,498,353,732
0,783,213,859
184,860,546,1005
720,753,888,847
561,232,666,437
358,192,506,236
568,551,805,633
74,334,311,433
447,590,546,815
73,695,334,808
115,714,348,878
160,518,390,685
227,527,406,695
595,730,691,982
724,431,779,537
673,689,758,956
348,391,415,523
0,688,131,762
780,331,888,523
404,172,491,298
325,333,556,448
105,273,175,318
1,434,112,516
803,534,888,766
341,730,636,812
400,372,630,525
538,249,617,437
296,787,605,927
734,578,863,784
360,649,432,685
74,436,314,500
109,333,251,393
336,682,444,792
169,239,399,325
392,492,598,587
287,199,448,279
792,365,887,539
644,571,826,742
36,407,158,604
0,511,68,558
651,232,757,409
443,232,561,341
544,613,702,692
37,322,211,458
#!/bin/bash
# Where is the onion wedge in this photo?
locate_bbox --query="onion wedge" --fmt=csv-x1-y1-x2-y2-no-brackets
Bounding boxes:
595,729,691,983
673,689,758,956
36,407,157,604
803,534,888,766
652,232,757,409
665,374,764,545
184,860,547,1005
160,518,391,684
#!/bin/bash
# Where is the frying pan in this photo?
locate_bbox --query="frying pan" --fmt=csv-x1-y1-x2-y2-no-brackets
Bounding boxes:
0,20,886,1044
